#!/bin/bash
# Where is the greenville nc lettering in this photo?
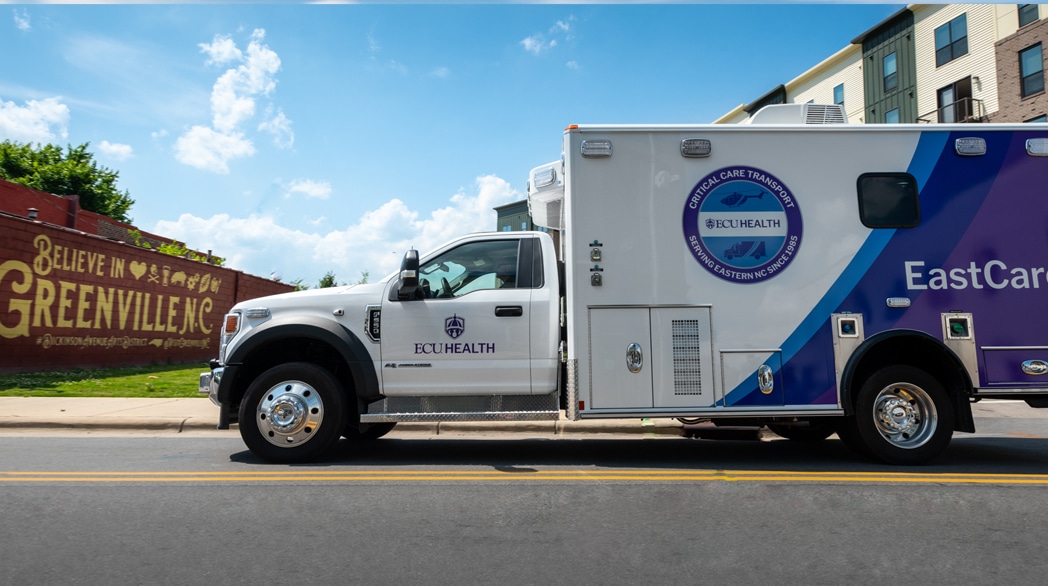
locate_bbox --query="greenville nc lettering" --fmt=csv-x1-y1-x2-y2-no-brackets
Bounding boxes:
0,259,213,339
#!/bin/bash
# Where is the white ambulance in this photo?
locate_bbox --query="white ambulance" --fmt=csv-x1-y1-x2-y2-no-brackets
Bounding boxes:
201,104,1048,465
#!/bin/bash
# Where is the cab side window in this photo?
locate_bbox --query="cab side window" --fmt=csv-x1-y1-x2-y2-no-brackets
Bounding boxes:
419,240,519,299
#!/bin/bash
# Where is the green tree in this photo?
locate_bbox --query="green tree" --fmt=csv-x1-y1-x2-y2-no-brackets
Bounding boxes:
0,140,135,222
318,271,339,288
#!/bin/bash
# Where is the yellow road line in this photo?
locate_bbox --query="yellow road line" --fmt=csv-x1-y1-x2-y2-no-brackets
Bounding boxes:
3,469,1048,484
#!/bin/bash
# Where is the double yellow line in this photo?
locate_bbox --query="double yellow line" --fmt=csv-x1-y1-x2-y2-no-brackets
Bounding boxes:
4,469,1048,484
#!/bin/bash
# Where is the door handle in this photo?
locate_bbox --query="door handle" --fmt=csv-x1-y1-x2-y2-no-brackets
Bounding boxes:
495,306,523,317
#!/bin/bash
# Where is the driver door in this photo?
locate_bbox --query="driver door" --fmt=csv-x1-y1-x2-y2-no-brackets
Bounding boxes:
380,237,533,396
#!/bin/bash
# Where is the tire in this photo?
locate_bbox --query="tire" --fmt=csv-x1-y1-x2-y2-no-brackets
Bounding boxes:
767,421,836,442
344,421,397,441
833,416,872,458
238,362,346,463
677,417,704,425
848,365,955,465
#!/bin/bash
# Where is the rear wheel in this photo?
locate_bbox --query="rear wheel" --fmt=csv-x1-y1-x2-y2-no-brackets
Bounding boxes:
844,365,954,465
238,362,346,463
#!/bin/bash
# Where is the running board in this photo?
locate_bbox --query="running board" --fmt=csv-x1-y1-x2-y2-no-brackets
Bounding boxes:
361,393,559,423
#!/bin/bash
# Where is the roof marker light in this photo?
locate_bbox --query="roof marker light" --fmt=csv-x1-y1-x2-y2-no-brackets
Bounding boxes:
1027,138,1048,156
533,167,557,188
581,139,612,158
681,138,712,158
955,137,986,156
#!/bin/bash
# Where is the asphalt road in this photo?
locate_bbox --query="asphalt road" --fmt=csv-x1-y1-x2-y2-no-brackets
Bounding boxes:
3,424,1048,585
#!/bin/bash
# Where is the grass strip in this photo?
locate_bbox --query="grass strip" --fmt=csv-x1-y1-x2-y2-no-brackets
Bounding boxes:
0,363,209,398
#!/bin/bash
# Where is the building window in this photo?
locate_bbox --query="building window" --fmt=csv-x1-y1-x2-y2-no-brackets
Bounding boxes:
935,14,969,67
885,108,900,124
1021,44,1045,98
1025,114,1047,122
883,53,898,92
834,83,844,105
1020,4,1039,27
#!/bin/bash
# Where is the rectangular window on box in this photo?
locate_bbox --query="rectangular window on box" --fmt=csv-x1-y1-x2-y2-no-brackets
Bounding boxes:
857,173,920,228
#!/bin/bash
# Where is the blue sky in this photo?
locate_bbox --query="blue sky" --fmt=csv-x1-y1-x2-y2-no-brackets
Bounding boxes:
1,3,904,286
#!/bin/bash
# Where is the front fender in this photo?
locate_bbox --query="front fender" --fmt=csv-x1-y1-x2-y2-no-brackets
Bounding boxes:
222,315,381,405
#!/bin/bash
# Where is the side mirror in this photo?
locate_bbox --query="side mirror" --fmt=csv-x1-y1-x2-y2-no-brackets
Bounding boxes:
397,249,420,300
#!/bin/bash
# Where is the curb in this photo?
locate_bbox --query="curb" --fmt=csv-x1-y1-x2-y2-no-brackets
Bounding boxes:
0,418,690,435
0,418,221,432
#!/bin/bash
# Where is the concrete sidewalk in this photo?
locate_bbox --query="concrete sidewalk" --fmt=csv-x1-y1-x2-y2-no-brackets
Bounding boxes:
0,397,687,436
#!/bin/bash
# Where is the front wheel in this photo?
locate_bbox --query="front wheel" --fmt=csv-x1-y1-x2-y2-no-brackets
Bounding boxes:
844,365,955,465
238,362,346,463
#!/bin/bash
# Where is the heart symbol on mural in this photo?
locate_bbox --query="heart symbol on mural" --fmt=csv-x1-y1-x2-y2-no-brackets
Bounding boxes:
130,261,147,280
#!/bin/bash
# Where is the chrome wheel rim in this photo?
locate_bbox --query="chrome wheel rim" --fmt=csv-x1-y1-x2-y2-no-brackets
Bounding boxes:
872,382,937,450
256,380,323,448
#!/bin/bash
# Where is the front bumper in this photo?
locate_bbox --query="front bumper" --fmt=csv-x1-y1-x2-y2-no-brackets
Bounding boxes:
199,365,225,406
200,362,239,429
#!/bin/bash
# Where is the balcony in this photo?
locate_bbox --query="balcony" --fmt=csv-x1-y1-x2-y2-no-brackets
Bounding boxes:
917,97,986,123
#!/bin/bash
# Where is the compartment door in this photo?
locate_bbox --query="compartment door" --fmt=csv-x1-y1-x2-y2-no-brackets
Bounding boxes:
589,308,653,409
651,308,716,408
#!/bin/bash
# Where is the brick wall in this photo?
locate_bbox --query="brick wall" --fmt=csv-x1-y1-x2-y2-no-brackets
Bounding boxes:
1,179,197,251
994,18,1048,122
0,213,293,373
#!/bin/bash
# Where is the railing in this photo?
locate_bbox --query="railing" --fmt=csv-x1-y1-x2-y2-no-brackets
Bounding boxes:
917,98,986,123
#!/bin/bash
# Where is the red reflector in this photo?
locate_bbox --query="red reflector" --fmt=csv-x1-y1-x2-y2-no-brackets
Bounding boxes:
578,401,585,411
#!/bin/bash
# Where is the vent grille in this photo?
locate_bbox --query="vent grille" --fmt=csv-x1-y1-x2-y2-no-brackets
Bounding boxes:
804,104,847,125
672,319,703,396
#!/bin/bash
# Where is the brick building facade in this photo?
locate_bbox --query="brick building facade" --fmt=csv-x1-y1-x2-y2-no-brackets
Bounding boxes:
0,180,293,373
994,16,1048,122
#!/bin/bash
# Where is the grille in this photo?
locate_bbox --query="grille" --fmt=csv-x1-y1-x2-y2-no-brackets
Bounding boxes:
672,319,703,396
805,104,846,124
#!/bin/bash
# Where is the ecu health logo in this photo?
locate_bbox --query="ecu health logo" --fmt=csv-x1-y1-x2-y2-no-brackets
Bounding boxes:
682,165,803,284
445,314,465,339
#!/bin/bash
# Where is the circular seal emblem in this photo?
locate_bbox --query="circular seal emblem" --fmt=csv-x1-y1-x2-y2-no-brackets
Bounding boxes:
682,166,802,283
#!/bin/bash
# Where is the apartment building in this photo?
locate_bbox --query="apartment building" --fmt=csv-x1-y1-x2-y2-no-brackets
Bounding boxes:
716,4,1047,125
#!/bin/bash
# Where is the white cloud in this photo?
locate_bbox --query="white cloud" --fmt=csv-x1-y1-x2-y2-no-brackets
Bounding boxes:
173,125,254,174
198,34,242,66
429,67,451,79
97,140,133,161
521,16,576,56
13,9,30,31
521,36,555,55
285,178,332,200
154,174,519,285
176,28,288,173
258,107,293,148
566,60,580,70
0,97,69,143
